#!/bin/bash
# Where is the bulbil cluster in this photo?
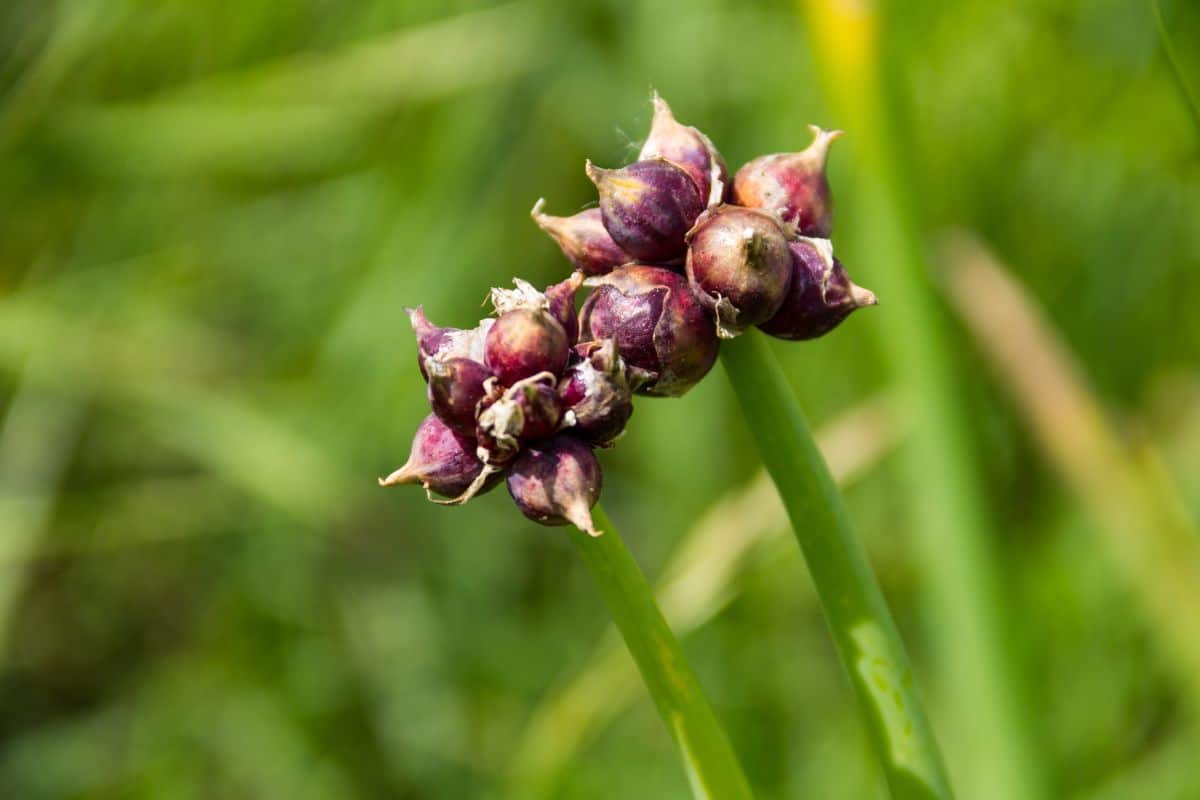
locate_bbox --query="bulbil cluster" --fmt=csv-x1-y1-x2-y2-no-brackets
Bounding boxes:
382,94,875,535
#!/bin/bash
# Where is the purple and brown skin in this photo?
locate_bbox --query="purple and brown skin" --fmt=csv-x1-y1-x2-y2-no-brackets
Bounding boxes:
475,373,565,467
758,238,877,341
543,272,584,343
638,92,729,207
484,308,570,387
586,158,705,264
407,307,492,381
531,201,630,278
731,126,842,239
580,264,719,397
426,357,492,436
558,339,634,446
506,434,603,536
379,413,498,499
685,205,793,338
489,273,583,344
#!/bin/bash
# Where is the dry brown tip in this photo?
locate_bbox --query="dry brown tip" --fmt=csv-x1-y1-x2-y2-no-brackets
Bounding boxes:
378,461,418,487
850,282,879,308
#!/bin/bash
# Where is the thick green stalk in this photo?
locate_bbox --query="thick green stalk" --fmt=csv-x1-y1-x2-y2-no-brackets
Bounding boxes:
800,2,1048,799
721,333,951,800
568,504,754,800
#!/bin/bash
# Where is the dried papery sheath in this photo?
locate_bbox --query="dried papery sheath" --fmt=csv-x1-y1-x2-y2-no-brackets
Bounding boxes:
731,125,842,238
484,307,570,386
580,264,719,397
425,356,492,436
407,306,493,380
544,272,584,343
475,372,564,467
531,200,630,277
489,272,584,343
639,92,728,207
379,413,496,501
685,205,793,338
586,158,705,263
558,339,634,446
758,238,877,341
506,434,603,536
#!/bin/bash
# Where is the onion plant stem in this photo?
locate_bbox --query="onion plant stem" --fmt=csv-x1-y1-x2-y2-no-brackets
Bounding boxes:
568,504,754,800
722,333,952,800
800,3,1049,798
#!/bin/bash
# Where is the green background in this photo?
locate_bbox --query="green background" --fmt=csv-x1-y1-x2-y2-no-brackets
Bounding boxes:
1,0,1198,797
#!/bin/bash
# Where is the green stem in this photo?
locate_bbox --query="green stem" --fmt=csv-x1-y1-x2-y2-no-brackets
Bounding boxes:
800,3,1049,798
569,504,755,800
721,333,952,800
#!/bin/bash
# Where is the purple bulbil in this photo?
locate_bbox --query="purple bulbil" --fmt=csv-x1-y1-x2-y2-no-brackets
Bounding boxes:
638,93,728,207
580,264,719,397
475,374,564,466
685,205,793,338
558,339,634,446
586,158,705,264
506,434,603,536
426,357,492,436
484,308,570,386
407,307,492,381
379,414,494,500
758,238,877,341
732,126,842,238
490,273,583,345
531,200,630,277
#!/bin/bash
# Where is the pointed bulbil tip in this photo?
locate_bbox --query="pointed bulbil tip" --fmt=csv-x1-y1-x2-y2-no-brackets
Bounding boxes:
584,159,603,184
560,269,585,292
406,305,433,335
850,282,878,308
649,90,676,125
566,499,603,537
804,125,844,165
530,198,565,238
378,461,419,488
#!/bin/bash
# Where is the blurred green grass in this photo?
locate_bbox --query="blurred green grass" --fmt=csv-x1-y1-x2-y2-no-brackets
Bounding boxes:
0,0,1198,798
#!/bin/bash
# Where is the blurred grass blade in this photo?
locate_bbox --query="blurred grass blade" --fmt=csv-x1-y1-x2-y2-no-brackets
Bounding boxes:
722,333,952,800
176,3,541,105
0,297,354,524
51,4,543,176
1150,0,1200,145
941,231,1200,708
1078,727,1200,800
0,0,108,150
512,395,902,796
801,2,1047,798
569,505,755,800
0,368,87,656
